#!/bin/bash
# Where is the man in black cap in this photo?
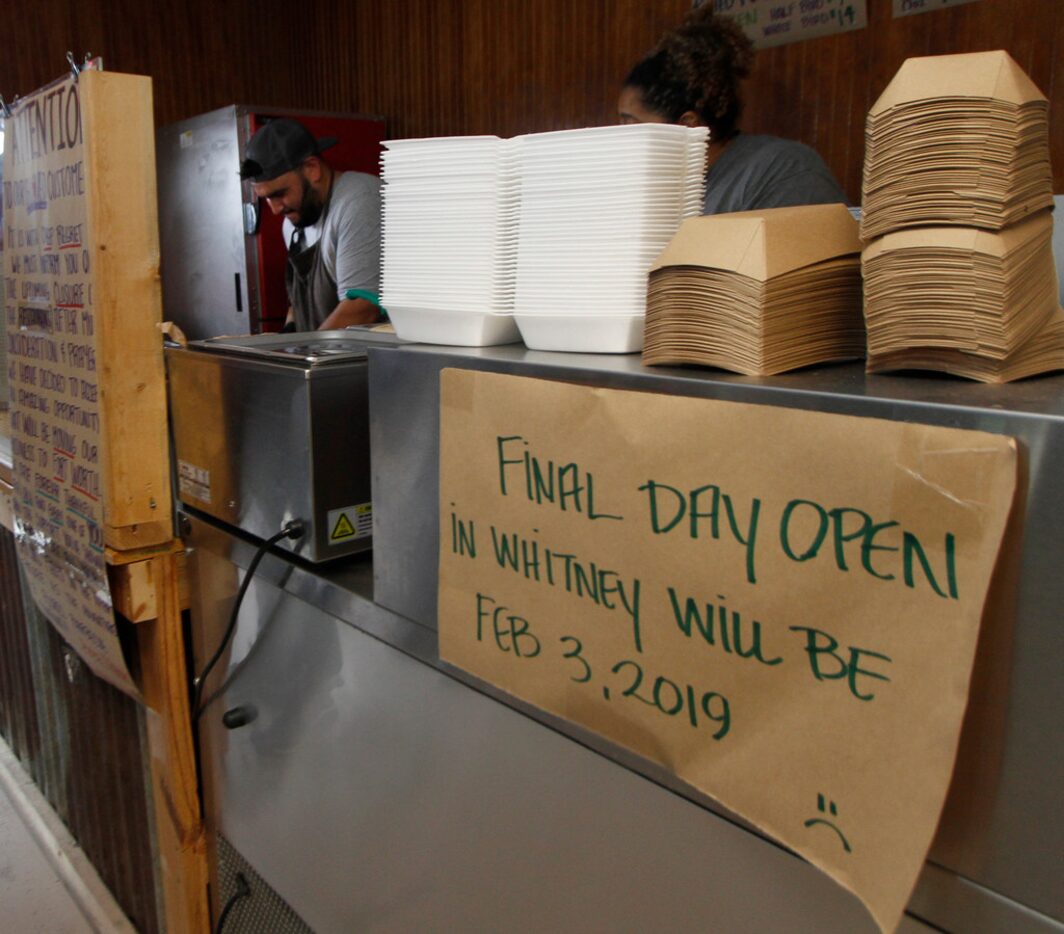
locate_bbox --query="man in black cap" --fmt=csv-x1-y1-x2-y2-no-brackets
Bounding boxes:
240,118,381,331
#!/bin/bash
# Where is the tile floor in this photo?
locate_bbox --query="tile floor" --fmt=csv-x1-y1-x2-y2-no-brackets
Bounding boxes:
0,738,130,933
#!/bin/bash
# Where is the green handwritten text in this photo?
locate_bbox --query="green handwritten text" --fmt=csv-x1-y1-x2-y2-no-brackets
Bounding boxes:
638,480,761,584
497,435,623,521
667,587,783,666
489,525,643,652
779,500,958,599
788,625,892,701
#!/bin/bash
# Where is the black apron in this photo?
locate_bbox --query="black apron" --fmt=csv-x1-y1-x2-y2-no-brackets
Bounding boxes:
285,189,337,332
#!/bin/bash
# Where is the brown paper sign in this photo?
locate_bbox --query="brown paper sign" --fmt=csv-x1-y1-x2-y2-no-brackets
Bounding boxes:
438,369,1018,932
3,73,139,698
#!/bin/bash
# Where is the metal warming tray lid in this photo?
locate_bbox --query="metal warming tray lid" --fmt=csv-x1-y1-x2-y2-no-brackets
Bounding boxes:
187,328,401,367
166,327,401,561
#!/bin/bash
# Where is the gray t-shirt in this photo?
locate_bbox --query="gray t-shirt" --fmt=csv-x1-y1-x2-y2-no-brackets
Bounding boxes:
703,134,847,215
282,170,381,302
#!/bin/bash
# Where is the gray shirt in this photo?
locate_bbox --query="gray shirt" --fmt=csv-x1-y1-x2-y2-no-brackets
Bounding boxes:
282,170,381,302
703,134,847,215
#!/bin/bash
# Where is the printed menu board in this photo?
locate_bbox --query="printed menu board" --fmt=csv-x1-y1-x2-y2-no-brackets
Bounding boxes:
2,73,139,697
708,0,867,48
438,369,1018,932
893,0,981,17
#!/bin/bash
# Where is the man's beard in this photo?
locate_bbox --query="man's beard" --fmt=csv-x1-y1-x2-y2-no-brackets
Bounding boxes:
293,175,324,228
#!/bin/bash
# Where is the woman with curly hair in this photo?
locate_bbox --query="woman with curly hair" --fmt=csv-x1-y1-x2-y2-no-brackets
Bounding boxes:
618,6,847,214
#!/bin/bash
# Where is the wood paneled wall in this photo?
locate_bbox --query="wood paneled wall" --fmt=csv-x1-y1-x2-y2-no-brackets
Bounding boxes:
2,1,1061,202
0,0,318,135
742,0,1064,200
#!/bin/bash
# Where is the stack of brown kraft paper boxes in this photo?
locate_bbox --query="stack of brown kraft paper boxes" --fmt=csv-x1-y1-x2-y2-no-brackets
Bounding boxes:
642,203,865,374
860,50,1064,382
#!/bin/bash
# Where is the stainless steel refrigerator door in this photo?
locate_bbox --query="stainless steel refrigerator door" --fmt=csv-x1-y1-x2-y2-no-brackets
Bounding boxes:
157,105,254,339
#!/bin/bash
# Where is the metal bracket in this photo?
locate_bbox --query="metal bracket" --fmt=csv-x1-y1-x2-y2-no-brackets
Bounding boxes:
66,51,101,83
62,648,83,684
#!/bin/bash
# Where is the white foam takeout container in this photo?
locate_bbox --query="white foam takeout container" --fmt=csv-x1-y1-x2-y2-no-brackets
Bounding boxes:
514,312,645,354
387,305,521,347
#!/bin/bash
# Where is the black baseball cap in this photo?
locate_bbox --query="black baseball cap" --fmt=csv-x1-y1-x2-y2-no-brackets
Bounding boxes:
239,118,337,182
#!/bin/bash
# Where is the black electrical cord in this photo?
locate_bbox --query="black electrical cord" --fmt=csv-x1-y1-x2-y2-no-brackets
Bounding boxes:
214,872,251,934
192,520,304,719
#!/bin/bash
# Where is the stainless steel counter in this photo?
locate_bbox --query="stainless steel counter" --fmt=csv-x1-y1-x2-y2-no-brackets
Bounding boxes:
185,345,1064,933
368,346,1064,932
187,511,937,934
370,345,1064,628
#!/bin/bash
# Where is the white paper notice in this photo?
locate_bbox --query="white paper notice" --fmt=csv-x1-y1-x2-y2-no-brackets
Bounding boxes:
892,0,981,18
2,74,140,698
710,0,868,49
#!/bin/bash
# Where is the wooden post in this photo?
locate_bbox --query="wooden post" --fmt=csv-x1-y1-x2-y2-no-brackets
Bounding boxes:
80,71,209,930
79,71,173,551
5,68,209,931
136,551,209,934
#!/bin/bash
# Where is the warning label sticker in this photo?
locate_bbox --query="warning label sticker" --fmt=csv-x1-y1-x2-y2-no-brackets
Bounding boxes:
327,503,372,544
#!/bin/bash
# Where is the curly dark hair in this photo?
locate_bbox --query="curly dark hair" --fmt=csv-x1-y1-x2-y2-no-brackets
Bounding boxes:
624,6,754,141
